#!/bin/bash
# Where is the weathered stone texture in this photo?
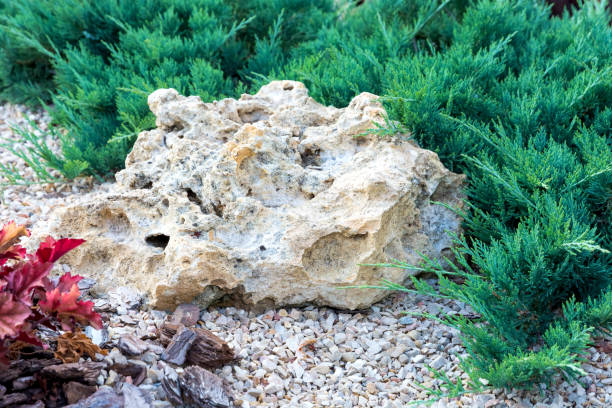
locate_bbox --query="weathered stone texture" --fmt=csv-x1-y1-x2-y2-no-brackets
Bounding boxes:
44,81,464,309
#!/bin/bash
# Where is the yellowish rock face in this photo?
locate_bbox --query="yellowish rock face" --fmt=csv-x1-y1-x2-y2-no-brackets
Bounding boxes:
43,81,465,310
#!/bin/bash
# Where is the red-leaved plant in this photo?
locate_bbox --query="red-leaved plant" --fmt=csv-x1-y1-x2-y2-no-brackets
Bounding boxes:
0,221,102,364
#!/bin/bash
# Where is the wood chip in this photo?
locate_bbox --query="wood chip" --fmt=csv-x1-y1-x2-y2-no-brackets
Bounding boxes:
62,382,97,405
161,323,236,369
0,357,62,384
0,393,29,408
118,334,149,356
162,326,197,365
40,362,106,385
65,387,123,408
180,366,233,408
161,367,182,406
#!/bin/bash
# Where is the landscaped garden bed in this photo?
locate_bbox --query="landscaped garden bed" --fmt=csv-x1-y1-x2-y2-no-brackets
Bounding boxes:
1,0,611,407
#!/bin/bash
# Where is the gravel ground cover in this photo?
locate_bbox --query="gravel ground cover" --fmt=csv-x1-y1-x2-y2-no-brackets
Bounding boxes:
1,103,610,407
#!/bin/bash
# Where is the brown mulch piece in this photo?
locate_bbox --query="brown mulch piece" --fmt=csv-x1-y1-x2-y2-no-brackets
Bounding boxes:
161,323,236,369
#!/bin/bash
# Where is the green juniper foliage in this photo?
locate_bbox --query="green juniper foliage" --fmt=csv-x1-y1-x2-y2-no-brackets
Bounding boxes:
0,0,611,399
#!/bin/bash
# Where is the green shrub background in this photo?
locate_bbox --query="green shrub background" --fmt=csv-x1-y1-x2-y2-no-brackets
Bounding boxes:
1,0,611,398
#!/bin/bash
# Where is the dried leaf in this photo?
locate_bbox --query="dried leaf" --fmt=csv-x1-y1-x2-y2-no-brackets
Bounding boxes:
298,338,317,353
55,330,107,363
0,221,29,254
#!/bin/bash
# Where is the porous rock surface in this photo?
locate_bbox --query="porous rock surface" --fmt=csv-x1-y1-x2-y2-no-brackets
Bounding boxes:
45,81,465,310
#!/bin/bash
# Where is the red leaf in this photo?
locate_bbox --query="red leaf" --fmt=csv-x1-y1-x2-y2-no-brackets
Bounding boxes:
0,293,31,339
39,284,102,330
0,245,27,265
14,329,44,348
4,261,53,305
54,272,83,293
36,237,85,263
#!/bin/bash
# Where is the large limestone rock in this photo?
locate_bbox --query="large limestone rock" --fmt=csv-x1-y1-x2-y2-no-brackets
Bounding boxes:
47,81,465,310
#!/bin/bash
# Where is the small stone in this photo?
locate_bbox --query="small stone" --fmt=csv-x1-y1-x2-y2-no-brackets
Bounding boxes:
388,345,407,358
398,316,414,325
289,361,304,379
430,355,446,370
334,333,347,344
408,330,420,340
140,351,158,364
412,355,425,364
380,317,397,325
106,370,119,385
12,376,35,391
261,357,278,372
366,382,377,394
313,363,333,375
265,374,284,394
234,366,250,382
341,352,356,363
286,336,300,353
118,334,149,356
147,368,163,383
85,326,110,347
121,382,152,408
367,341,382,355
120,315,136,325
109,348,129,366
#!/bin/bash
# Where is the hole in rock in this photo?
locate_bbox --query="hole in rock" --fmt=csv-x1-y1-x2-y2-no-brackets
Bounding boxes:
237,108,270,123
130,176,153,189
283,83,294,91
145,234,170,249
259,245,266,251
212,202,224,218
168,123,184,133
300,147,321,167
185,188,208,214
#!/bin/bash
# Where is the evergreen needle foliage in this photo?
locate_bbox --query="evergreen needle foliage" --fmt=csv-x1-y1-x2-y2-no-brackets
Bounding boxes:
0,0,611,399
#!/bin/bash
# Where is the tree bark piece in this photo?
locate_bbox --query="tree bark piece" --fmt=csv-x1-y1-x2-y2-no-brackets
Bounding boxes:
160,366,182,406
111,361,147,386
160,323,235,369
0,358,62,384
118,334,149,356
40,362,106,385
180,366,232,408
161,326,197,365
63,381,97,405
0,392,28,408
65,387,123,408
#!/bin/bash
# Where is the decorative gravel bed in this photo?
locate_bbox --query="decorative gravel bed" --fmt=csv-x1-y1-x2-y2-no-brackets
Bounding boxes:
1,103,610,407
